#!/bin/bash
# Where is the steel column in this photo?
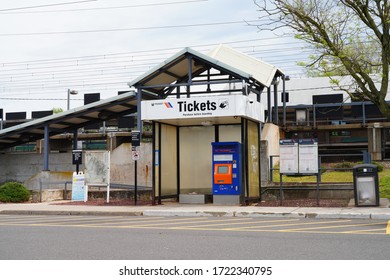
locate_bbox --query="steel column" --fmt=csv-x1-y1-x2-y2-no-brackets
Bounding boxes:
273,81,278,125
187,55,193,97
176,126,180,201
282,75,286,127
267,87,272,123
152,121,156,205
43,125,50,171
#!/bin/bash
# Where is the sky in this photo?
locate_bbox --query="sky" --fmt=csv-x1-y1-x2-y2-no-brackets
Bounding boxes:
0,0,307,117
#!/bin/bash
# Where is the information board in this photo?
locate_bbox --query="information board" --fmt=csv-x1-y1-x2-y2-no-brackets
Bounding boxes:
71,171,87,202
298,139,318,174
279,139,318,175
279,140,299,174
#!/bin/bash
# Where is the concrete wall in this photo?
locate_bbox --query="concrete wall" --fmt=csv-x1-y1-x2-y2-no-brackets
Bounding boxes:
261,123,280,165
260,140,269,187
0,142,153,189
110,142,152,187
0,152,76,185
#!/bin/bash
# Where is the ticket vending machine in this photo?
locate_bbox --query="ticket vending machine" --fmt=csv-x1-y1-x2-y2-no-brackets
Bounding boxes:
212,142,243,205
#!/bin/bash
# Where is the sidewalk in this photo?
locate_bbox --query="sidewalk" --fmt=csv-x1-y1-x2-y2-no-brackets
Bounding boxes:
1,200,390,220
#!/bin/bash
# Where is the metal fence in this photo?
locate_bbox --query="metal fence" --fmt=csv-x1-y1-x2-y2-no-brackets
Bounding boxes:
265,152,372,205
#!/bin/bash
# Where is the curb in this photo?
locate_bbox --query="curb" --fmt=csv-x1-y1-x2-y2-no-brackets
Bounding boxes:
0,210,144,216
2,209,389,219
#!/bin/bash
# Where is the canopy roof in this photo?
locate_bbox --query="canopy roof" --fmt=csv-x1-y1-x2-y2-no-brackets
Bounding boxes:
0,46,284,150
0,92,138,150
129,45,284,95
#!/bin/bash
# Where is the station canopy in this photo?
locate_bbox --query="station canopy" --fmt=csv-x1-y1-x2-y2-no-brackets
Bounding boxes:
0,92,140,150
130,45,284,126
0,45,283,150
129,45,283,96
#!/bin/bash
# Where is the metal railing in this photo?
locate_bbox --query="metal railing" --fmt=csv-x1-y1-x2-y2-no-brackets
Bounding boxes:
38,180,151,202
266,152,371,205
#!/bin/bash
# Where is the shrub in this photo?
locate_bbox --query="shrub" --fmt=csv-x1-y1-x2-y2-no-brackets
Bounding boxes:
0,182,30,203
333,161,355,171
333,161,384,172
371,161,384,172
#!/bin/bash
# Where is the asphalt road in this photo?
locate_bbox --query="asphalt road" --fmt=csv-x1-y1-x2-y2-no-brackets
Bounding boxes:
0,215,389,260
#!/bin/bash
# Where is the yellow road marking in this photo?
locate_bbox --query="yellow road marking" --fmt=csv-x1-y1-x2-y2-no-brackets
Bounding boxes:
169,218,301,229
282,222,387,232
0,215,126,224
0,217,209,228
0,219,387,235
73,217,171,226
342,228,387,234
387,221,390,234
221,219,351,231
121,217,228,228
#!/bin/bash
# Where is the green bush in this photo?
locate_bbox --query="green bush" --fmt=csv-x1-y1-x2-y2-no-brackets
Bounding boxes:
333,161,384,172
333,161,355,171
0,182,30,203
371,161,384,172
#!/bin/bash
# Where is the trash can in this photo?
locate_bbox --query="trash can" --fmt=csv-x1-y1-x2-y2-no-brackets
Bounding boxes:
353,164,379,207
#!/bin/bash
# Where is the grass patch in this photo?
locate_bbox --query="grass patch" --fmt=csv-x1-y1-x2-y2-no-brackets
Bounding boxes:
379,176,390,199
271,167,390,199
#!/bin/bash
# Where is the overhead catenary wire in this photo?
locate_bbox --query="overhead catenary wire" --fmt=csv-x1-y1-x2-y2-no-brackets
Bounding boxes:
0,33,328,101
0,0,98,12
0,0,209,14
0,19,265,37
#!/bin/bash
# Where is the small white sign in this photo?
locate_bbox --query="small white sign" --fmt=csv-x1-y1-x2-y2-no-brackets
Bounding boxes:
72,171,87,202
132,150,140,161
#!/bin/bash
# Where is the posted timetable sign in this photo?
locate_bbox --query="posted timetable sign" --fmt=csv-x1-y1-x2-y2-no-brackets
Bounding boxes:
298,139,318,174
279,139,299,174
279,139,318,175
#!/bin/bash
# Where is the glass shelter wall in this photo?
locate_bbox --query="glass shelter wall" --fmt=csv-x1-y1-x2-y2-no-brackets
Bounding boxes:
160,123,178,197
179,126,214,194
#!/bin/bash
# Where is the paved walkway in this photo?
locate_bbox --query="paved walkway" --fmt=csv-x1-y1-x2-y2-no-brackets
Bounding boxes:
0,200,389,219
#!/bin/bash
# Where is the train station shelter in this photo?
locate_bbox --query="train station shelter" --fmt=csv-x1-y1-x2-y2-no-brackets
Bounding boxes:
129,45,285,204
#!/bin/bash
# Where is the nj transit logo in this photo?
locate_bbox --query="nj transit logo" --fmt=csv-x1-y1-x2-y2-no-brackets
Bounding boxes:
164,102,173,108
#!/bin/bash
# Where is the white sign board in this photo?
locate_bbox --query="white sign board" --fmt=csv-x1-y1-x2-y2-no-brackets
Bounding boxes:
298,142,318,174
85,151,110,184
84,150,111,203
141,94,264,123
279,141,299,174
71,171,87,202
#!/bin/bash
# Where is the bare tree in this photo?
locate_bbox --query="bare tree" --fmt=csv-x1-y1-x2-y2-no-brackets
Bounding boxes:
254,0,390,119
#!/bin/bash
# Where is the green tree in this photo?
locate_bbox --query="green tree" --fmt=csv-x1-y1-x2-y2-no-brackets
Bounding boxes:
254,0,390,119
52,107,64,114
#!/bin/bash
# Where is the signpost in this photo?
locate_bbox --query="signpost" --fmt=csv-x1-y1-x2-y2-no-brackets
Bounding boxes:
131,130,140,205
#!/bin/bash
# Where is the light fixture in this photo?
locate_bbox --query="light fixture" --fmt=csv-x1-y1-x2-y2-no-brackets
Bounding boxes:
67,89,79,110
